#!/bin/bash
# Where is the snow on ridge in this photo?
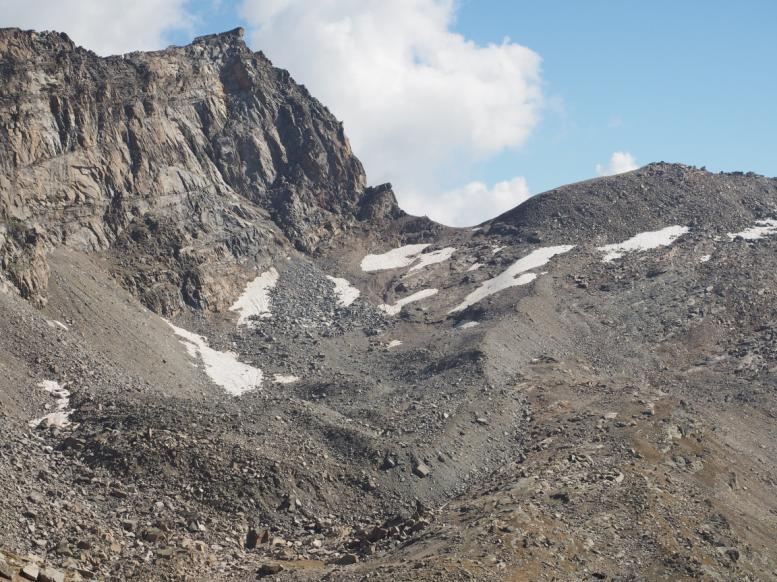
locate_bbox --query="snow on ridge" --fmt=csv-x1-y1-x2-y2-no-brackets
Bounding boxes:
326,275,361,307
408,247,456,272
450,245,575,313
29,380,73,429
167,321,262,396
597,225,689,262
379,288,439,316
361,244,429,272
727,219,777,241
273,374,300,385
361,244,457,273
230,268,279,326
46,320,68,331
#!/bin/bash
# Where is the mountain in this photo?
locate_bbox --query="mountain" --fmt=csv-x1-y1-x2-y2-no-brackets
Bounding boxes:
0,27,776,581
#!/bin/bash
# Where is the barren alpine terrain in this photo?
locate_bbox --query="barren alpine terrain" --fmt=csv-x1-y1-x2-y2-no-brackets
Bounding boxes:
0,27,776,581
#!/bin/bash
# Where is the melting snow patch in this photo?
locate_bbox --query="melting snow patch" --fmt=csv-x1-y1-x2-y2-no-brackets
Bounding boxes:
727,219,777,241
597,226,689,262
700,254,712,263
456,321,480,330
167,322,262,396
273,374,300,384
379,288,439,316
326,276,360,307
29,380,73,429
361,244,429,272
230,268,279,325
450,245,575,313
387,339,403,348
467,263,483,272
409,247,456,272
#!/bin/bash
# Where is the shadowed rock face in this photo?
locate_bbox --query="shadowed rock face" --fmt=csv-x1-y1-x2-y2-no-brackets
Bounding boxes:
0,27,401,312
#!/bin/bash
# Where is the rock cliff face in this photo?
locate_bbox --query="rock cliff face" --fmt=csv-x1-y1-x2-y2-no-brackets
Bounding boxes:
0,26,398,312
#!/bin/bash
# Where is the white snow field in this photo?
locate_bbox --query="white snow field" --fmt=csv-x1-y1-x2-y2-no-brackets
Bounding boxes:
597,225,689,262
168,322,263,396
727,219,777,241
361,244,429,272
408,247,456,272
450,245,575,313
29,380,73,429
379,288,439,316
229,268,279,325
326,276,361,307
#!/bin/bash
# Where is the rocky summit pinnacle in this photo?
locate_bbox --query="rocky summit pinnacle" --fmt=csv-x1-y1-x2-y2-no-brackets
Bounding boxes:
193,26,247,45
1,27,777,582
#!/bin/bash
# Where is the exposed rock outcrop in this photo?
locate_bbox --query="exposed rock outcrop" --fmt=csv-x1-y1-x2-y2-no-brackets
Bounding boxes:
0,27,373,312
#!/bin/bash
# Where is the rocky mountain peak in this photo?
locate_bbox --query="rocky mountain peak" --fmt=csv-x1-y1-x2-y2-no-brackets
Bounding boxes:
192,26,247,47
1,25,777,582
0,27,395,312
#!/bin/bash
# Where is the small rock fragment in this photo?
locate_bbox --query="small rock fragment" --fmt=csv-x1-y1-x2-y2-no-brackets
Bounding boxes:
413,463,431,478
257,563,284,576
20,563,39,581
39,567,65,582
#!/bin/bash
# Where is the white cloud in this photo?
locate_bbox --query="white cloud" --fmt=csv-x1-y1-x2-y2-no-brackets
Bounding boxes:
596,151,638,176
240,0,543,226
0,0,193,55
403,176,531,227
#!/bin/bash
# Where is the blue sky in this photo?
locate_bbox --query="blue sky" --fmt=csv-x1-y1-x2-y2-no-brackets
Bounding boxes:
455,0,777,193
2,0,775,224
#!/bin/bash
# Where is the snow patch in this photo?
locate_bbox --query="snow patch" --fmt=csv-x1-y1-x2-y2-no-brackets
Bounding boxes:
471,227,482,232
361,244,429,272
450,245,575,313
467,263,483,272
700,254,712,263
727,219,777,241
379,288,439,316
167,322,263,396
491,246,505,255
273,374,300,384
597,226,689,262
230,268,279,325
46,320,68,331
456,321,480,330
326,276,360,307
409,247,456,272
387,339,403,348
29,380,73,429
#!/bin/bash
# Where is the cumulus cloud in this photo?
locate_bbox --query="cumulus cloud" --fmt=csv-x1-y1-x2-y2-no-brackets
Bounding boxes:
240,0,543,225
0,0,193,55
403,176,531,227
596,151,638,176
